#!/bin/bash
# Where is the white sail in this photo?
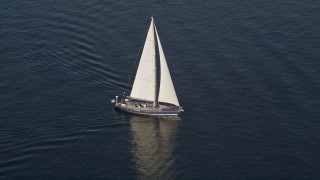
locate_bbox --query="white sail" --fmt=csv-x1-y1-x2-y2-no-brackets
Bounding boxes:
130,18,156,102
154,25,180,106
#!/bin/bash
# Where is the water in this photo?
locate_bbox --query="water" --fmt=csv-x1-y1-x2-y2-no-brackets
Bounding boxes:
1,0,320,179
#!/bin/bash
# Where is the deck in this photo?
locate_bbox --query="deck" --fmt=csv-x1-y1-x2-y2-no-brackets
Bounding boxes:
115,103,183,116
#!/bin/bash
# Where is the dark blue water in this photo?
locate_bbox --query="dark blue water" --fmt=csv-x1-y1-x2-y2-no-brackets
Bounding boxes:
1,0,320,179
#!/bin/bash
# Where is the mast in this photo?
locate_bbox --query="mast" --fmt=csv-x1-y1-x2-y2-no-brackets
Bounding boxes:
152,17,157,108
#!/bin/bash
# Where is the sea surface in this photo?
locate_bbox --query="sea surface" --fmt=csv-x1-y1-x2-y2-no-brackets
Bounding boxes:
1,0,320,179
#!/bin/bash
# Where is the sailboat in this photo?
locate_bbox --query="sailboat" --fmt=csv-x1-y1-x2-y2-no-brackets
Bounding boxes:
112,17,184,116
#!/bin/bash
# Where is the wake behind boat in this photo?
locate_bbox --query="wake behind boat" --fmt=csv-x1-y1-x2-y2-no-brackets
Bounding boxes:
112,17,183,116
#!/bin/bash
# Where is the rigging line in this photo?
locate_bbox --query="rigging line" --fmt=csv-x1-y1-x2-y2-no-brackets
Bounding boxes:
121,19,151,101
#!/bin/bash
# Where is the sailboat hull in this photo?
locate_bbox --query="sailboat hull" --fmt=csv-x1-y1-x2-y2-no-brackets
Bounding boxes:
115,104,182,116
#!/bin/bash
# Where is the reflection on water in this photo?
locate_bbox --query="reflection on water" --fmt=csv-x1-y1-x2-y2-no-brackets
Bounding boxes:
129,115,181,179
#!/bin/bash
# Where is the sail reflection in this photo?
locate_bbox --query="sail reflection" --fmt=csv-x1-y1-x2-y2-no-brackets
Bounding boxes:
130,115,181,179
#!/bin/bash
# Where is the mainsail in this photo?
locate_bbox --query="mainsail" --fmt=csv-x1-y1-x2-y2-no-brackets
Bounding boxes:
154,25,180,106
130,18,156,102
